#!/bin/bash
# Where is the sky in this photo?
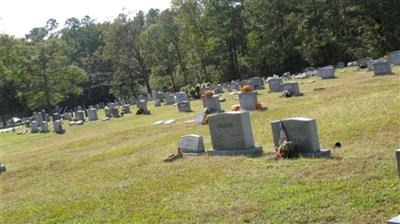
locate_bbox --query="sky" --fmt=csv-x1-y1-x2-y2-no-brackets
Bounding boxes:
0,0,171,38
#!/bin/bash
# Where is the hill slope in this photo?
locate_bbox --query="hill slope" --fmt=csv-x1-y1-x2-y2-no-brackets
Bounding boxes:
1,67,400,223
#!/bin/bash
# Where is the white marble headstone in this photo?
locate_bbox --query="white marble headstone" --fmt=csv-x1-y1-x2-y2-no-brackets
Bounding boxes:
179,134,205,153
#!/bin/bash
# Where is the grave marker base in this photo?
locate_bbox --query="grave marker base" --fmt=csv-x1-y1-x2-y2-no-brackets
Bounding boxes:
297,149,331,158
206,146,263,156
388,215,400,224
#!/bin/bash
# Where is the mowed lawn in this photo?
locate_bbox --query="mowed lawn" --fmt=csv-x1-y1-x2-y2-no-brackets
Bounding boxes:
1,67,400,223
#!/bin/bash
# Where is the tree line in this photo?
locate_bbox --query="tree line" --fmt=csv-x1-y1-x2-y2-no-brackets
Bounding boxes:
1,0,399,125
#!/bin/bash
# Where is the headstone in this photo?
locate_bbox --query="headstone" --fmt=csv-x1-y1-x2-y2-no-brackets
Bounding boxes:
336,62,345,68
165,94,175,105
33,112,43,126
249,77,264,89
40,121,49,133
155,99,161,107
151,90,157,100
200,87,212,95
271,117,330,157
396,149,400,177
207,111,262,155
88,108,98,121
104,107,112,118
281,82,303,96
239,91,258,111
179,134,205,154
240,80,256,90
357,57,372,68
373,61,392,75
137,100,150,114
0,163,6,174
177,101,191,112
52,113,61,121
75,111,85,122
111,107,120,118
53,120,65,134
390,50,400,65
318,67,336,79
195,113,207,124
202,96,222,113
30,121,39,133
175,92,188,103
213,85,224,94
268,78,283,92
156,92,165,101
123,104,130,113
388,215,400,224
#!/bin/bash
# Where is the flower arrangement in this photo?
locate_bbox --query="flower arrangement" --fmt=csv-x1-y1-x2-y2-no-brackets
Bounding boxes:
241,85,253,93
202,90,214,98
281,89,291,97
256,102,262,110
231,104,240,111
275,140,295,159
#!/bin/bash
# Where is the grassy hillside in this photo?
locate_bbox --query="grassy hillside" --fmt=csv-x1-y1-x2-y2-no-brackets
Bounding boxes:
1,67,399,223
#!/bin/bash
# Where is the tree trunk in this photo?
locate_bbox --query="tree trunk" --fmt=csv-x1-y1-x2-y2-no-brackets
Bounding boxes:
1,115,6,127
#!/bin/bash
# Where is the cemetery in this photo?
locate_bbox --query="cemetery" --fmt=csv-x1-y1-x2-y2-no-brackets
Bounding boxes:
1,1,400,222
1,65,399,223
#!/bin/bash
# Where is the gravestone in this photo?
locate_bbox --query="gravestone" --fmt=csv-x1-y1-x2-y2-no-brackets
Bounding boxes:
373,61,392,75
52,113,61,121
177,101,191,112
30,121,39,133
207,111,262,155
271,117,330,157
88,108,98,121
33,112,43,126
137,100,150,114
240,80,256,90
75,111,85,121
239,91,258,111
213,85,224,94
195,113,207,124
154,99,161,107
40,121,49,133
357,57,372,68
104,108,112,118
347,61,357,67
200,87,212,95
175,92,188,103
165,94,175,105
202,95,222,113
53,120,65,134
268,78,283,92
336,62,345,68
281,82,303,96
249,77,264,89
390,50,400,65
151,90,157,100
123,104,130,113
0,163,6,174
388,215,400,224
318,67,336,79
396,149,400,177
179,134,205,154
111,107,120,118
156,92,165,101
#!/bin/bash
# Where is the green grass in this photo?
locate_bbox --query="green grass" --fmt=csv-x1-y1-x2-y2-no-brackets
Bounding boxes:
1,67,400,223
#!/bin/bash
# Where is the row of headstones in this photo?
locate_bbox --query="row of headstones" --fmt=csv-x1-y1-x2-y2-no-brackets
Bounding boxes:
178,111,329,157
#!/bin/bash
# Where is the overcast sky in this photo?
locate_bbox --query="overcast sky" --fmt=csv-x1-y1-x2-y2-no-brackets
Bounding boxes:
0,0,171,37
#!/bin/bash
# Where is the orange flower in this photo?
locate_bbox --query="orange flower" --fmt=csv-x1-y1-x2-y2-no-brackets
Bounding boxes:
203,90,214,97
256,102,262,110
202,117,209,125
241,85,253,93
